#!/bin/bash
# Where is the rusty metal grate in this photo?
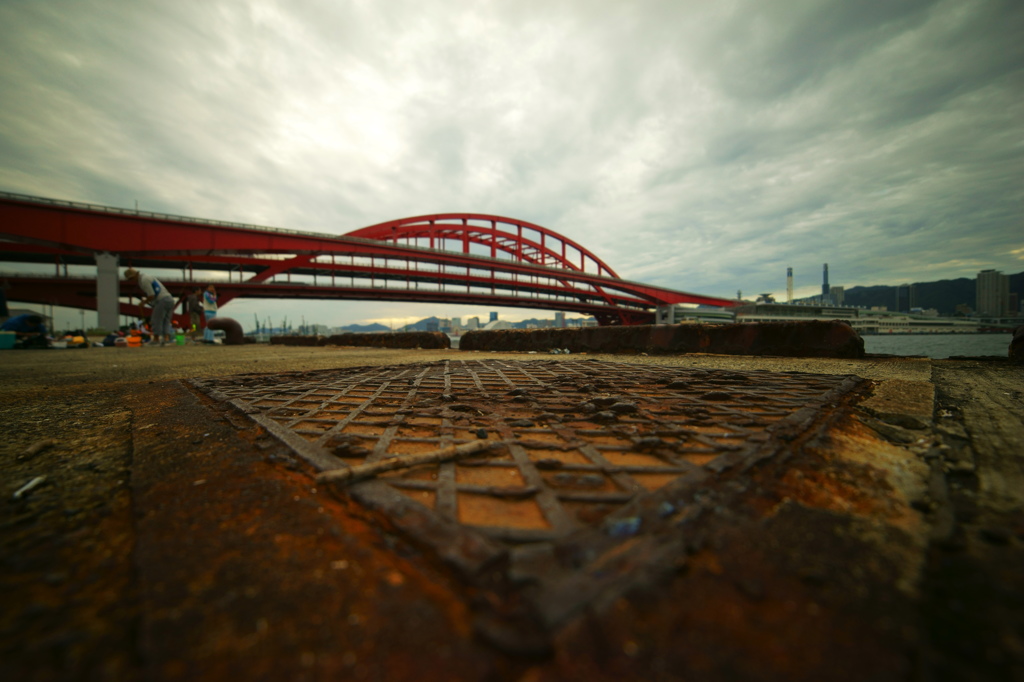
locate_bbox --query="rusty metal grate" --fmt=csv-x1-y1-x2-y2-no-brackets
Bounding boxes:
193,359,861,544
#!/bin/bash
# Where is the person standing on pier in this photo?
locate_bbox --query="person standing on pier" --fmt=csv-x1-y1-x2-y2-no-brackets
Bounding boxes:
124,267,174,346
203,284,218,343
183,286,203,343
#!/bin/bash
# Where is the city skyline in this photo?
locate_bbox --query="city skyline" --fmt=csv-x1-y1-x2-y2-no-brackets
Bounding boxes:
1,1,1022,329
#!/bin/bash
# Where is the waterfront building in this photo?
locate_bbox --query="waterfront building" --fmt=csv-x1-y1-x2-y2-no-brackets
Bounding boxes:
735,302,978,334
555,311,566,328
656,305,735,325
830,286,845,306
466,317,480,330
976,269,1009,316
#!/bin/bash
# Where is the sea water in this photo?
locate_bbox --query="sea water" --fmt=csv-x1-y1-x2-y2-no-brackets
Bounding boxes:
862,333,1013,359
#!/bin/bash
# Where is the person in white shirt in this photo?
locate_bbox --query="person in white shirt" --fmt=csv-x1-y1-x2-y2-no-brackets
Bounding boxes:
124,267,175,346
202,284,218,343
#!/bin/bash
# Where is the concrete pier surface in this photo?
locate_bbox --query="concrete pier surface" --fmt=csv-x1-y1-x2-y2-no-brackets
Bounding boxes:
2,343,1021,681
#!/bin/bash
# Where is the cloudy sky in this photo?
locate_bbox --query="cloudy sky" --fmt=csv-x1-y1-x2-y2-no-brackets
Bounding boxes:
1,0,1021,329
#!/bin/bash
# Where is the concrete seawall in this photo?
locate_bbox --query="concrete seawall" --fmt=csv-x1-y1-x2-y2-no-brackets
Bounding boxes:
269,331,451,349
460,321,865,358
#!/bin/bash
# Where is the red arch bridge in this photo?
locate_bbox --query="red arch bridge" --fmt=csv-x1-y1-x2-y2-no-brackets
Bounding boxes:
0,191,737,329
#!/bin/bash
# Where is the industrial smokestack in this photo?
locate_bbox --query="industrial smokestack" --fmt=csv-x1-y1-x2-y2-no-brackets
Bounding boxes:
787,267,793,303
822,263,830,297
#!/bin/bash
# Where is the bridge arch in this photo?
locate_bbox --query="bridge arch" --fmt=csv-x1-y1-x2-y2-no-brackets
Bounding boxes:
345,213,619,279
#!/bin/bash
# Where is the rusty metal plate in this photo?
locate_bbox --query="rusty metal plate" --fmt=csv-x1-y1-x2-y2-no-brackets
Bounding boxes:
193,359,864,649
193,359,859,543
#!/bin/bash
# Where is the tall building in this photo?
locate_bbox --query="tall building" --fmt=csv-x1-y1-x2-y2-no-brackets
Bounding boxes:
786,267,793,303
830,286,845,306
895,284,916,313
489,311,498,323
555,311,566,328
976,269,1009,316
821,264,830,298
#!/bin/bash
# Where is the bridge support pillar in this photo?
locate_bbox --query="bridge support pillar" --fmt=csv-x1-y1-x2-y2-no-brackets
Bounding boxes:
95,252,120,331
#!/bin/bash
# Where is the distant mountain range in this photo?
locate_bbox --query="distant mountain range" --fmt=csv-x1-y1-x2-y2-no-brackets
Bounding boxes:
337,322,390,333
398,316,440,332
396,316,558,331
842,270,1023,315
340,316,584,333
341,317,457,333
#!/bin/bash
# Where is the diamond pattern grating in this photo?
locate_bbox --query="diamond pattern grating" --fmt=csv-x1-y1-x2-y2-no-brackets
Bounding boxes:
193,359,862,544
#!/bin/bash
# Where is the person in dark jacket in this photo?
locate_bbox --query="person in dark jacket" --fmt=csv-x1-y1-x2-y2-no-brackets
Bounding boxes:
1,313,49,349
183,286,204,343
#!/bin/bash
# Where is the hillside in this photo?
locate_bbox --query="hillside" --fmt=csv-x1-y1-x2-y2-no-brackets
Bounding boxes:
399,317,440,332
339,323,390,333
843,271,1023,315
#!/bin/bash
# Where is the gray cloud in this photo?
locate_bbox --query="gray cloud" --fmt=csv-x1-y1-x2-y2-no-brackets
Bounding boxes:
1,0,1021,326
